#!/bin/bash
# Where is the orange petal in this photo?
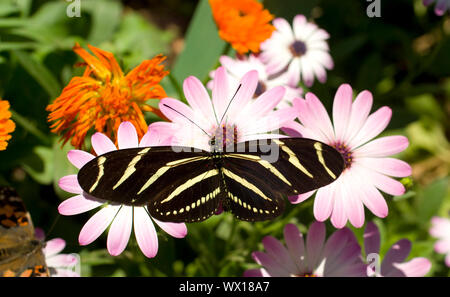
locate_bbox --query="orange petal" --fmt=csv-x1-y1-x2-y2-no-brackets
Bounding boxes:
73,43,111,81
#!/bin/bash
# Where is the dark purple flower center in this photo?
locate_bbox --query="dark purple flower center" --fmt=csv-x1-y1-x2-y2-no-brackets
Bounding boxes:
289,40,307,57
332,142,353,170
254,81,267,98
210,124,238,151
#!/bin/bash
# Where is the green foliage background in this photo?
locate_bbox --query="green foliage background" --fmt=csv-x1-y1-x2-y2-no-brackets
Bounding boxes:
0,0,449,276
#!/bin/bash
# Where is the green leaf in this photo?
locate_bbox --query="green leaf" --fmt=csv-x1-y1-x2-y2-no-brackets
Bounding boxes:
79,249,116,266
0,42,38,51
409,240,435,261
0,2,81,54
356,53,382,90
428,38,450,77
417,178,449,224
27,1,67,26
0,2,20,17
14,0,32,17
406,119,449,155
170,0,226,94
215,214,233,240
52,139,78,199
0,18,29,28
82,0,122,44
264,0,319,19
10,109,51,145
393,190,416,201
113,12,176,69
405,94,445,121
0,0,31,17
332,34,368,61
12,50,61,98
21,145,53,185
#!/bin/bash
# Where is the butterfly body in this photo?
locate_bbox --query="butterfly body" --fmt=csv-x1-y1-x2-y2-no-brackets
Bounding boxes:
78,137,344,223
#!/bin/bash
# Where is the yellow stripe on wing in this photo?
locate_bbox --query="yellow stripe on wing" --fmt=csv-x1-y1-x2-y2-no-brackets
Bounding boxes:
314,142,337,179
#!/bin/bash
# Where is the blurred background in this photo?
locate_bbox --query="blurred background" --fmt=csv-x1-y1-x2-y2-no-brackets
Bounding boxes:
0,0,449,276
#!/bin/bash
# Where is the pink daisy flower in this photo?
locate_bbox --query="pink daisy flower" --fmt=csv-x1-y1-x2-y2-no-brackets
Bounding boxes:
364,222,431,277
159,66,297,151
57,121,187,258
43,239,80,277
208,55,303,109
423,0,450,16
260,14,333,87
35,229,80,277
429,216,450,267
283,84,411,228
244,222,366,277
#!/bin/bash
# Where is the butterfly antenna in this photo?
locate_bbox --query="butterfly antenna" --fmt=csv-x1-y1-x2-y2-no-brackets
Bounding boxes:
43,214,60,239
162,104,211,137
241,132,283,138
219,84,241,126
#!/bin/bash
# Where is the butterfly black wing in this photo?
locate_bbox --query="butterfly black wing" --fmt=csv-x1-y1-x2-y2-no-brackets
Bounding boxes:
220,165,285,221
147,162,223,223
223,138,344,194
219,138,344,221
276,138,344,191
77,138,344,223
78,146,224,222
78,146,214,206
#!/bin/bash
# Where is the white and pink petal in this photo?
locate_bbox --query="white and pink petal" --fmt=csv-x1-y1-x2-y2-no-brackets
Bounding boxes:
262,236,298,273
117,121,139,149
392,258,431,277
79,205,118,246
332,84,353,143
133,207,159,258
107,206,133,256
43,238,66,257
58,194,103,216
252,251,291,277
58,175,82,194
152,217,188,239
306,221,326,269
348,106,392,150
283,224,307,273
353,136,409,158
91,132,117,155
67,150,95,169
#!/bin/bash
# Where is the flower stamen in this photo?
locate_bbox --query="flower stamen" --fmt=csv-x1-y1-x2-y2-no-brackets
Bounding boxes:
289,40,307,57
291,272,317,277
332,142,353,169
254,81,267,98
210,124,238,151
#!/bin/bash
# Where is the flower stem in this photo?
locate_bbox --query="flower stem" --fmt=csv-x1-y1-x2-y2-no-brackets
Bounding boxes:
225,216,237,253
220,43,232,59
10,109,51,145
167,72,184,102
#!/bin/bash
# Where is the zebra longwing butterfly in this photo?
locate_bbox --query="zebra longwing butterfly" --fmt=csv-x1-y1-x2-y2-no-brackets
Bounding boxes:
77,137,344,223
77,83,344,223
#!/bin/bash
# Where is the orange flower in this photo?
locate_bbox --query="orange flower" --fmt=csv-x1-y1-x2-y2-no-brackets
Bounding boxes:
0,99,15,151
47,44,169,149
209,0,275,54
